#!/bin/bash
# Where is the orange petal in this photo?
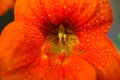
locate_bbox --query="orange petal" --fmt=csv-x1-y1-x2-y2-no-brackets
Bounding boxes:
40,54,96,80
73,0,113,33
0,22,45,79
15,0,113,32
63,55,96,80
77,30,120,80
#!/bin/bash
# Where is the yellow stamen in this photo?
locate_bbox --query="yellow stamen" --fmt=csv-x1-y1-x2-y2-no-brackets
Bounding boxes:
46,24,80,55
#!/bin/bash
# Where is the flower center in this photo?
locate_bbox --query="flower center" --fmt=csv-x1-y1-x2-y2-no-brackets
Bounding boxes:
46,24,80,55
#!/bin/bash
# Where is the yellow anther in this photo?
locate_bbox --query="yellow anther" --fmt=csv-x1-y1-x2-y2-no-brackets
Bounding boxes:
63,34,67,39
58,25,68,47
58,32,63,41
58,25,65,42
63,34,67,42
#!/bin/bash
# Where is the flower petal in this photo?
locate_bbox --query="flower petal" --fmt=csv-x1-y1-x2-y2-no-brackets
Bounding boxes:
15,0,113,32
63,55,96,80
0,22,45,79
38,52,96,80
77,30,120,80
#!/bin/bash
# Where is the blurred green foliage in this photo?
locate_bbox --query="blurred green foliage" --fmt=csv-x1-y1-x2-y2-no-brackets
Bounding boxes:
114,34,120,50
0,9,14,33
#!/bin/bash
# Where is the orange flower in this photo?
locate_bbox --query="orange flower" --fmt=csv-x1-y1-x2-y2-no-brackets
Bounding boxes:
0,0,120,80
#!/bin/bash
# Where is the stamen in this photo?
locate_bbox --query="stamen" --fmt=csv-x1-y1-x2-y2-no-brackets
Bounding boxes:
58,25,65,41
58,25,67,46
63,34,67,44
46,24,80,55
58,32,63,41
